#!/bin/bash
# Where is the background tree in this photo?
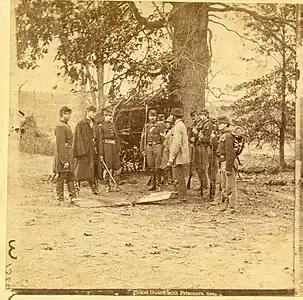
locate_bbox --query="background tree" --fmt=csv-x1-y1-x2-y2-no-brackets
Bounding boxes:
224,4,296,168
16,1,296,125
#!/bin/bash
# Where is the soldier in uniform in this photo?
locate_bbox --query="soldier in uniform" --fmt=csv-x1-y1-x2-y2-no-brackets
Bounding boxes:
209,118,219,201
140,109,164,191
73,105,100,195
217,116,238,213
191,109,213,196
53,106,76,203
157,113,166,133
99,108,121,192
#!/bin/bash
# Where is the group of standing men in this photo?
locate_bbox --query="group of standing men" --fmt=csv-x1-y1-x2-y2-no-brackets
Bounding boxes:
53,105,122,203
53,104,239,212
140,107,239,213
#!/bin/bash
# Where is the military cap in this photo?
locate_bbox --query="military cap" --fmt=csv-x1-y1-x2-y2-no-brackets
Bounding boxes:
86,105,97,112
170,107,183,117
149,109,157,116
190,111,197,117
59,106,72,115
200,108,209,116
217,116,230,125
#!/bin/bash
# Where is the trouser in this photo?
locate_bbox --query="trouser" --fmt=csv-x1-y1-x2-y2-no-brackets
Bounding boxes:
172,164,187,197
220,161,237,209
56,172,76,200
103,168,121,188
208,153,219,199
163,167,173,184
146,144,163,188
195,144,210,189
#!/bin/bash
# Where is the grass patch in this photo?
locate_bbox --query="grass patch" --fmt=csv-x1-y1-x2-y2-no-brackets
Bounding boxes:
239,153,294,175
19,115,55,157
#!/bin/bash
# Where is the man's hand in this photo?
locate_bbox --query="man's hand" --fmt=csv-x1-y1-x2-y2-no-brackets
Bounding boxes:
190,137,195,143
100,155,104,161
192,127,198,134
142,151,146,157
63,162,69,169
167,159,173,167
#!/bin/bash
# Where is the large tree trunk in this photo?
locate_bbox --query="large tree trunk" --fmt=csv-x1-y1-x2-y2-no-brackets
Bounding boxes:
170,3,210,123
279,24,287,169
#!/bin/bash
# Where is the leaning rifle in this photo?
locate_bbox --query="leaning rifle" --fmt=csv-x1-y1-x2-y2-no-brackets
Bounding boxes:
186,143,195,189
101,158,118,186
142,104,148,172
209,143,213,200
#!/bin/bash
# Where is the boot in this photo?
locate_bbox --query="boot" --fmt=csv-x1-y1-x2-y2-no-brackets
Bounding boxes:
113,175,120,191
105,179,111,193
89,180,99,195
148,173,156,191
220,196,229,212
155,171,162,192
209,180,216,202
67,181,77,199
56,177,64,201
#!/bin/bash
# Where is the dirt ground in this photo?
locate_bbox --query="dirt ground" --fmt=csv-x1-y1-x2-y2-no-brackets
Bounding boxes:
7,152,294,290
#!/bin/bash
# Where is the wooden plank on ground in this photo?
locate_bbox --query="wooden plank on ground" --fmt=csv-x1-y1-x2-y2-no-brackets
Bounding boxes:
135,191,173,204
73,197,130,208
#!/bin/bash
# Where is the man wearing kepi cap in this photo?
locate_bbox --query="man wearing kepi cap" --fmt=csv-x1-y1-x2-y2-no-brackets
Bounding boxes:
53,106,77,203
140,109,164,191
98,108,121,192
167,107,190,200
73,105,100,195
217,116,238,213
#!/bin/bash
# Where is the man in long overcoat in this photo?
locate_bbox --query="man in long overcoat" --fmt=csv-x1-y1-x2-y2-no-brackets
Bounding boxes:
53,106,76,203
73,105,100,195
99,108,121,192
167,108,190,200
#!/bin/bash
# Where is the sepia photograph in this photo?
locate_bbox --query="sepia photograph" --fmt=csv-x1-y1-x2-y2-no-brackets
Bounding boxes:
6,0,296,296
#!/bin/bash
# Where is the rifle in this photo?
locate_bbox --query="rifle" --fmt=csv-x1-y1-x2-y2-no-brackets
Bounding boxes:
142,104,148,171
75,181,80,197
209,143,213,200
187,143,195,189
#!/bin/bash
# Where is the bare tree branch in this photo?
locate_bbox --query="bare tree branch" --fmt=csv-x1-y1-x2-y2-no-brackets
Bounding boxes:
152,1,174,39
128,2,166,29
208,3,296,30
209,18,287,62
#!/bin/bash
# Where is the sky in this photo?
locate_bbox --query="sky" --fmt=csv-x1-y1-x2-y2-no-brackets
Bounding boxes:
12,1,279,106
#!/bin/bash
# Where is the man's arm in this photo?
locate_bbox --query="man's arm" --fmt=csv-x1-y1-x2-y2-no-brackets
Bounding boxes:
73,123,87,157
55,125,68,165
225,133,237,173
140,125,146,153
169,124,181,162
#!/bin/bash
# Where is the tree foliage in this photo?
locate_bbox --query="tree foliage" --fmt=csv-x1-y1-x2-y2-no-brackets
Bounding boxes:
224,3,296,161
16,1,296,130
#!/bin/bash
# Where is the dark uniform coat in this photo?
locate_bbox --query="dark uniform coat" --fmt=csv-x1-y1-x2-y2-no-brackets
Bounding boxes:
53,120,74,174
73,118,100,181
99,121,121,171
140,122,164,170
217,129,237,173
